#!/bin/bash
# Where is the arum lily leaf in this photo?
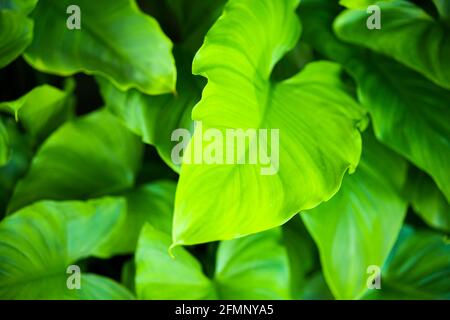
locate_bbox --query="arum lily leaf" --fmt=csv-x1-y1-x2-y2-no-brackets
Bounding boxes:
215,229,290,300
364,226,450,299
8,110,143,212
173,0,366,246
302,131,408,299
0,80,75,140
0,197,133,299
408,170,450,233
24,0,176,95
98,52,200,172
136,226,290,299
334,1,450,89
0,9,33,68
136,225,215,300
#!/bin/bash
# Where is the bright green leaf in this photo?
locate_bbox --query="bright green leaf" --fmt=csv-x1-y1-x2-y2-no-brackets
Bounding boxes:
0,10,33,68
8,110,143,212
302,131,408,299
364,226,450,299
0,197,133,299
334,1,450,89
0,80,75,140
0,118,10,166
173,0,366,246
24,0,176,95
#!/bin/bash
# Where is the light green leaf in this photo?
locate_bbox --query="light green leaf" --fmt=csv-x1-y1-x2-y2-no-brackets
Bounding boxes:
106,180,177,255
334,0,450,89
0,118,10,166
215,229,290,300
8,110,143,212
302,131,408,299
408,170,450,233
136,224,216,300
339,0,393,9
364,226,450,299
173,0,366,246
0,10,33,68
0,197,134,299
98,52,200,172
24,0,176,95
0,80,75,140
136,226,290,300
0,0,38,14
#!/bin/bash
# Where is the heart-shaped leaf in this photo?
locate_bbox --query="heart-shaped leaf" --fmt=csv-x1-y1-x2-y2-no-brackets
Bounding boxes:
0,197,133,299
172,0,366,246
24,0,176,95
8,110,143,212
302,131,408,299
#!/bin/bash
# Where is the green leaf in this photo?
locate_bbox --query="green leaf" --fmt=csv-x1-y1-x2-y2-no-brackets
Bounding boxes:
0,0,38,14
339,0,393,9
106,180,177,255
0,9,33,68
98,51,200,172
334,0,450,89
173,0,366,246
136,225,216,300
300,272,334,300
7,110,143,212
302,131,408,299
433,0,450,20
136,226,290,299
24,0,176,95
0,197,134,299
364,226,450,299
0,118,10,166
408,170,450,233
215,228,290,299
0,80,75,140
299,0,450,203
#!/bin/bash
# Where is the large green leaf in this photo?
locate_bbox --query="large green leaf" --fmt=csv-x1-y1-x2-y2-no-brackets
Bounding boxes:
136,225,215,300
364,226,450,299
98,52,200,172
172,0,366,246
106,180,177,255
0,198,134,299
24,0,176,95
7,110,143,212
302,131,408,299
0,9,33,68
408,170,450,233
299,0,450,202
136,226,290,299
0,80,75,140
334,0,450,89
0,118,9,166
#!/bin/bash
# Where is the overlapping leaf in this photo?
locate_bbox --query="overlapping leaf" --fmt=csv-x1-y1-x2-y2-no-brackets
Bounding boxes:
24,0,176,95
8,110,143,212
173,0,366,246
334,0,450,89
0,197,133,299
136,226,290,300
302,131,408,299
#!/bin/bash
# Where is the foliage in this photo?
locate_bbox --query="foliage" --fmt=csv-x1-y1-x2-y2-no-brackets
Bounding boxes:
0,0,448,300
